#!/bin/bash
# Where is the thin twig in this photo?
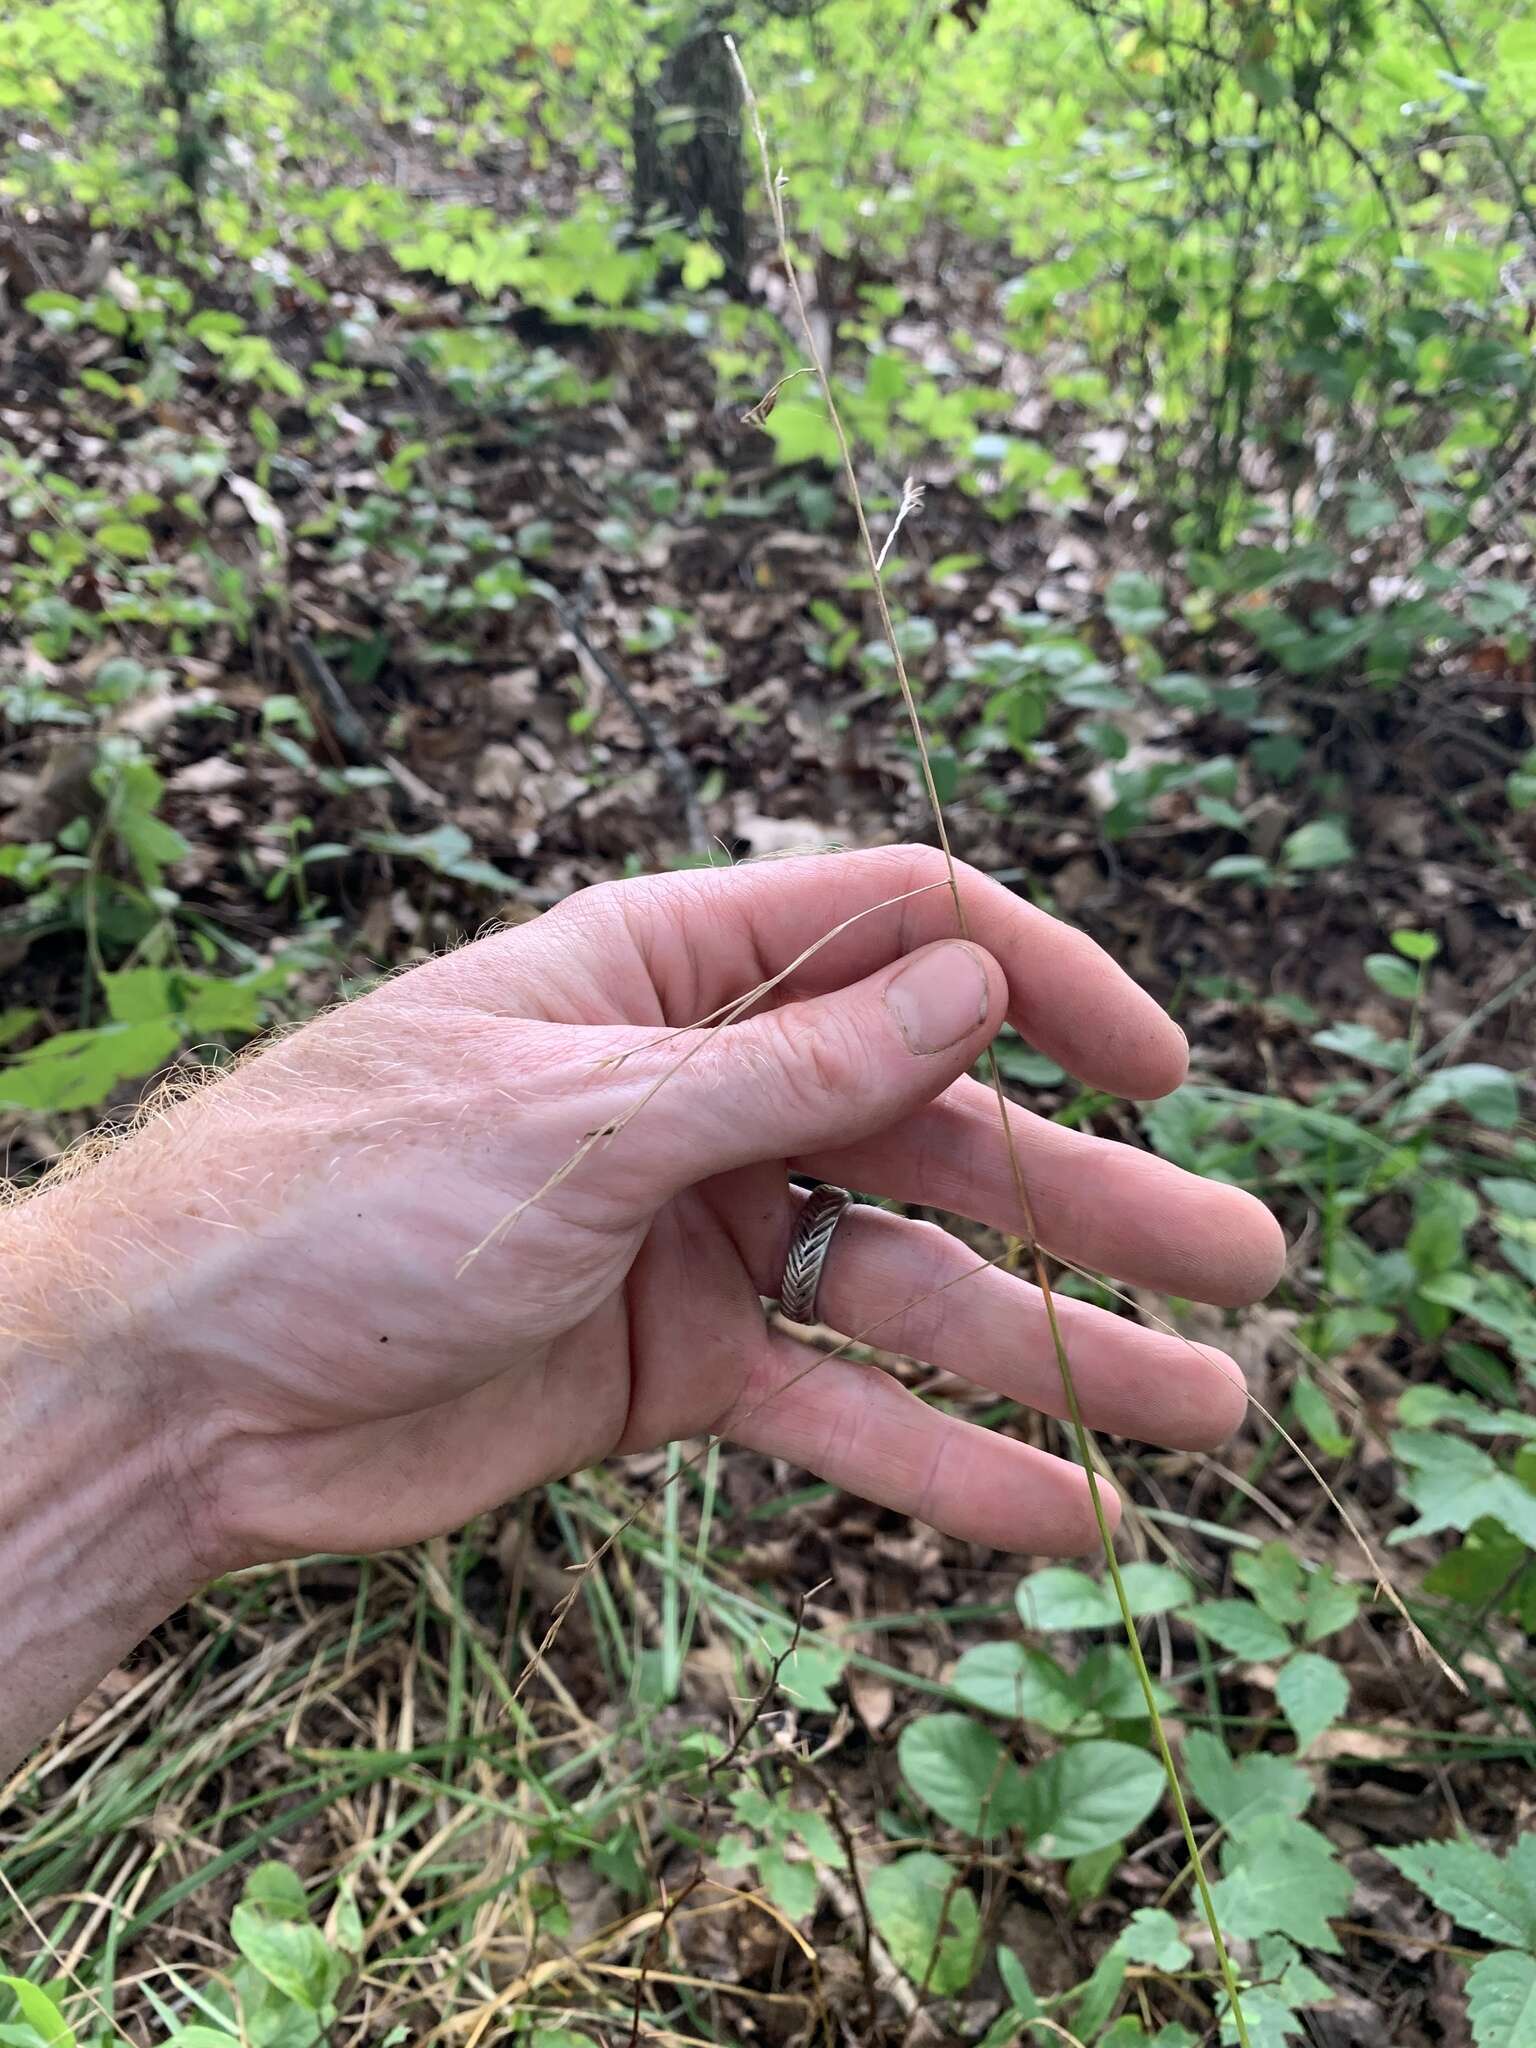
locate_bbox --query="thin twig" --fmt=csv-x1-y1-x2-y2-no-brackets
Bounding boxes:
709,1580,828,1779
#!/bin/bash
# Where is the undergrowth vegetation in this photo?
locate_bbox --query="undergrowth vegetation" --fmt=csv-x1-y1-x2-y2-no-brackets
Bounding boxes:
1,0,1534,2041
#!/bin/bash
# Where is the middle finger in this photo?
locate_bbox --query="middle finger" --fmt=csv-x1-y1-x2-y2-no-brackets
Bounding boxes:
792,1074,1286,1309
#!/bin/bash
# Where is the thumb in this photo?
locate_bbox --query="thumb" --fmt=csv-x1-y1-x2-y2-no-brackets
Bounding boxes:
635,939,1007,1192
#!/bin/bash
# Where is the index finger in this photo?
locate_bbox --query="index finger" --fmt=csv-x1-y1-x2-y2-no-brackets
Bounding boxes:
611,845,1188,1101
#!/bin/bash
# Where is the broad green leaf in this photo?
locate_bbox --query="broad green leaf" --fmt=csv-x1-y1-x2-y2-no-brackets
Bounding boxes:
1409,1178,1480,1278
1364,952,1420,1001
0,1020,182,1112
1282,819,1353,871
1184,1731,1310,1835
229,1905,341,2012
951,1642,1167,1732
1311,1021,1408,1072
1391,1432,1536,1550
1399,1064,1521,1132
1211,1816,1351,1952
950,1643,1079,1728
1231,1543,1359,1641
1222,1982,1314,2048
1185,1599,1293,1662
1105,570,1167,635
1275,1652,1349,1752
102,968,173,1024
96,520,153,559
1398,1387,1536,1441
363,824,515,892
1299,1572,1364,1645
1123,1908,1192,1970
244,1863,310,1921
1466,1949,1536,2048
1208,855,1273,884
1232,1545,1308,1627
1013,1739,1164,1859
757,1843,818,1920
866,1852,980,1996
1385,1836,1536,1949
897,1713,1024,1836
1016,1562,1190,1630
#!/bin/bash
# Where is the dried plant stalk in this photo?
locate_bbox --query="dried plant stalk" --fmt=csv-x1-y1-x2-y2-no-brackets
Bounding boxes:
725,36,1253,2043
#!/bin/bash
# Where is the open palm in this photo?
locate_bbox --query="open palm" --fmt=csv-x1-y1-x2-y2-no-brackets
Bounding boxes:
50,847,1284,1572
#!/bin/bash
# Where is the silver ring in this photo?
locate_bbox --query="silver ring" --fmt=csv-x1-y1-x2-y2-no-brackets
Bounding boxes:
777,1184,854,1324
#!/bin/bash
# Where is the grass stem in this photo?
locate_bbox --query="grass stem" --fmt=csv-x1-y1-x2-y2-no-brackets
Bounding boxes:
726,38,1252,2041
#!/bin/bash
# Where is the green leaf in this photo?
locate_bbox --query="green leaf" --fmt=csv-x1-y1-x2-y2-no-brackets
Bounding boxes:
1311,1021,1409,1072
996,1945,1039,2017
1385,1836,1536,1949
0,1020,182,1113
1211,1816,1351,1952
1391,1432,1536,1550
1291,1375,1352,1460
1399,1064,1521,1132
1208,855,1273,884
244,1863,310,1921
950,1643,1080,1728
1466,1950,1536,2048
1013,1739,1164,1859
0,1981,74,2048
1186,1599,1293,1662
866,1852,980,1996
363,824,516,892
1123,1907,1192,1971
1184,1732,1310,1835
1299,1572,1364,1645
96,520,153,560
1105,571,1168,636
229,1905,342,2013
1391,929,1440,963
1282,819,1353,871
1364,952,1421,1001
1408,1178,1479,1279
897,1714,1023,1837
1068,1839,1124,1903
1016,1562,1190,1630
951,1642,1168,1733
1274,1652,1349,1752
1231,1545,1308,1627
757,1842,818,1919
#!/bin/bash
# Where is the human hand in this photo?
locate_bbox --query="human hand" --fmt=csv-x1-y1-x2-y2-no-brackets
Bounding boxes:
12,846,1284,1581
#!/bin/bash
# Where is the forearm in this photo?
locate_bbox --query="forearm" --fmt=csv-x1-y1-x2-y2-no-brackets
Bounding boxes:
0,1190,221,1779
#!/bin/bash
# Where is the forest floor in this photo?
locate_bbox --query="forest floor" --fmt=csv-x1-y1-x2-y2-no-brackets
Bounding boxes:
3,135,1536,2048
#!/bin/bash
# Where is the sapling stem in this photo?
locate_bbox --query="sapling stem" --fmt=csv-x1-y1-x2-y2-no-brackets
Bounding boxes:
726,37,1253,2043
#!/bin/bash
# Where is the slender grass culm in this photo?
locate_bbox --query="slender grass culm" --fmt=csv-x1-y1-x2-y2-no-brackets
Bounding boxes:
724,38,1255,2045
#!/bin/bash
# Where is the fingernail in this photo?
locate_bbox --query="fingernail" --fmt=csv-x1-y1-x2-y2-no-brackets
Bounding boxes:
885,943,991,1056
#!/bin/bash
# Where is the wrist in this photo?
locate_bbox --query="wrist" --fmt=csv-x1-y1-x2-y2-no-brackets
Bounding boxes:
0,1186,233,1776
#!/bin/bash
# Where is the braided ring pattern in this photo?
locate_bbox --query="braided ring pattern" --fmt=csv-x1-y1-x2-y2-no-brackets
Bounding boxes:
777,1184,854,1325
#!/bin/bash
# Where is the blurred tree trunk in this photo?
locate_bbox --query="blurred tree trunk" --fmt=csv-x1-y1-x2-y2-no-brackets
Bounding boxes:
158,0,208,224
632,13,748,293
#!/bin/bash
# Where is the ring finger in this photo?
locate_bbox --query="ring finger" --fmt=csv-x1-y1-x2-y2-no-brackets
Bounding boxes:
722,1180,1248,1452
